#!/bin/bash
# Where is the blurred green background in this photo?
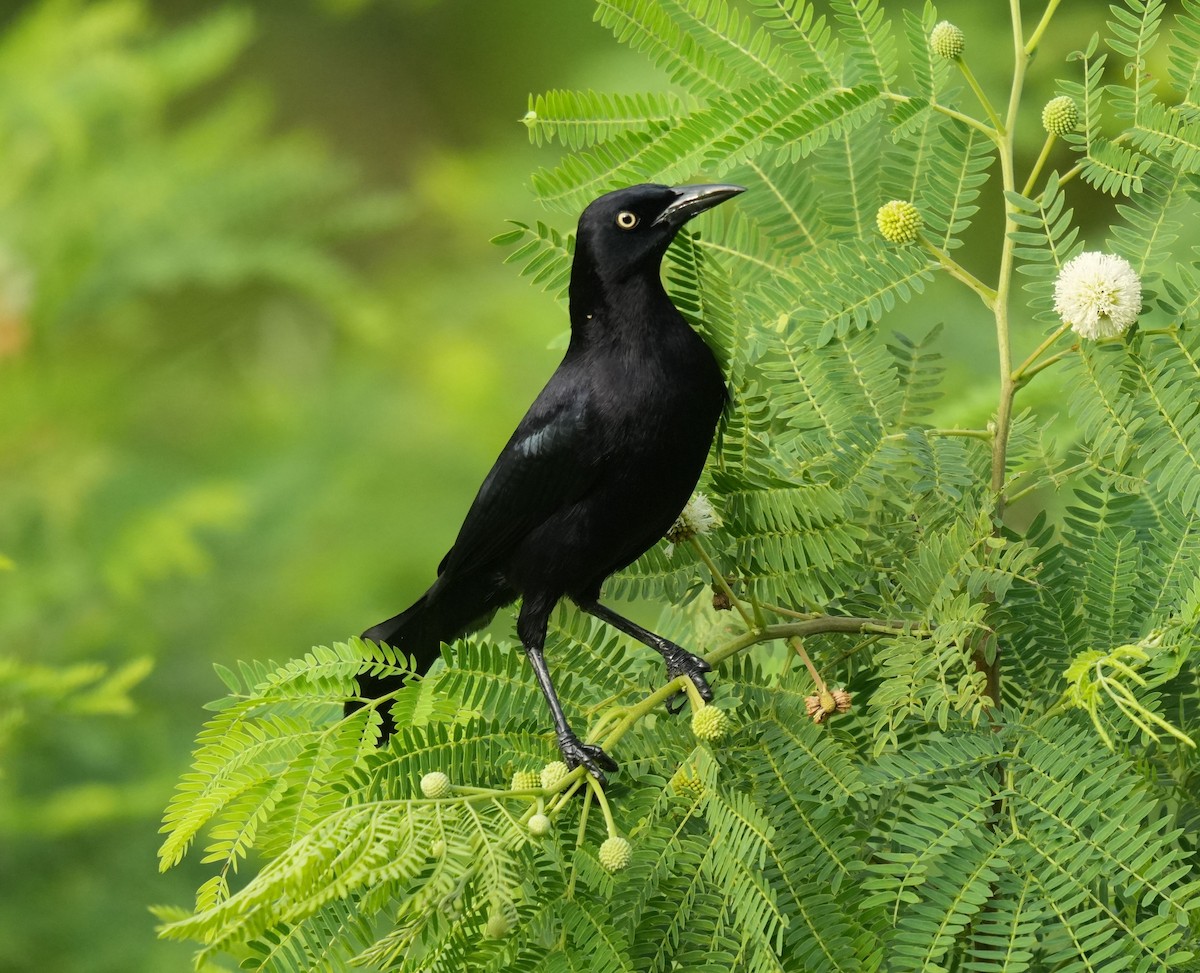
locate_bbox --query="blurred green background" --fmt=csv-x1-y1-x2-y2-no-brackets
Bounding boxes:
0,1,1132,969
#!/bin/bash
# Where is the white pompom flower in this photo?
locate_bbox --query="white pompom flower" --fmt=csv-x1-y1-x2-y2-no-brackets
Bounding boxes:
1053,251,1142,340
665,493,722,554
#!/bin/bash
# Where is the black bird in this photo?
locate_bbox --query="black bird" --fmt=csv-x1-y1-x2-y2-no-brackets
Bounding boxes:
352,182,744,780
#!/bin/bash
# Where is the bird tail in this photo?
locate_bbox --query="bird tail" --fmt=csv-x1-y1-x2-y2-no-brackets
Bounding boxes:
349,571,515,732
360,593,443,670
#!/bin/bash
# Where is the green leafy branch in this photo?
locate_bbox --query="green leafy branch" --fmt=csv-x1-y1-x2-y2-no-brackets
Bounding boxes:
155,1,1200,969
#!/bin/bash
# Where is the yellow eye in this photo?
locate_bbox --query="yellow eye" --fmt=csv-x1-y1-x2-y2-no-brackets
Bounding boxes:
615,211,639,230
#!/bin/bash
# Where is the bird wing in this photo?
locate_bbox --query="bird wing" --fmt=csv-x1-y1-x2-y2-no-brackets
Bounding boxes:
435,378,598,579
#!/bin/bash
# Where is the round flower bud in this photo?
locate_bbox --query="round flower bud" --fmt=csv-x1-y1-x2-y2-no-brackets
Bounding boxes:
929,21,965,60
598,835,632,873
431,839,445,858
1053,251,1142,339
876,200,923,245
673,768,705,803
691,704,729,742
511,770,541,791
528,813,552,837
1042,96,1079,137
484,910,510,939
522,110,538,129
540,760,569,790
420,771,451,799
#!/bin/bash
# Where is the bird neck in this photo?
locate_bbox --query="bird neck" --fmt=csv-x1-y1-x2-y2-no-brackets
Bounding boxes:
568,264,675,339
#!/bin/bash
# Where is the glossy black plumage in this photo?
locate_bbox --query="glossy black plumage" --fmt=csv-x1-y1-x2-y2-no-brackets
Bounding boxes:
351,182,744,780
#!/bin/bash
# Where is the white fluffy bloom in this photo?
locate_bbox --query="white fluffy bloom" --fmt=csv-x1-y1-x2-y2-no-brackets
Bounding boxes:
1053,251,1142,340
678,493,721,535
665,493,722,553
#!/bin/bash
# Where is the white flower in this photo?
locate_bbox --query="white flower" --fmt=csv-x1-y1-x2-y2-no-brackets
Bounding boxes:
664,493,722,554
1053,251,1142,340
668,493,721,541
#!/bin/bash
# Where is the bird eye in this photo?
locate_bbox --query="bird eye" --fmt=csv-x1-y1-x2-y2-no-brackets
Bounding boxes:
615,211,639,230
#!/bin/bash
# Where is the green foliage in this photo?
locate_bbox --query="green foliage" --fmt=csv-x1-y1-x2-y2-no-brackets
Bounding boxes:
523,90,692,150
158,1,1200,970
0,0,400,342
0,652,150,764
0,1,437,969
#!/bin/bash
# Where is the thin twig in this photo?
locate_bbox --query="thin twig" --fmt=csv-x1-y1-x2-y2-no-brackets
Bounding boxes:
1012,322,1072,383
689,536,754,629
1015,346,1077,387
958,58,1006,134
1021,133,1057,197
920,238,999,308
879,90,999,141
1024,0,1063,55
789,636,827,693
883,427,992,443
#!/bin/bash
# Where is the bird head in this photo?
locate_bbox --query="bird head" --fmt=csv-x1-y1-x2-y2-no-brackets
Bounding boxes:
572,183,745,289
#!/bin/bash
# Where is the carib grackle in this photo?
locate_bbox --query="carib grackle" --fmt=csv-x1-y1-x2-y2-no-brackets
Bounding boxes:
351,182,744,781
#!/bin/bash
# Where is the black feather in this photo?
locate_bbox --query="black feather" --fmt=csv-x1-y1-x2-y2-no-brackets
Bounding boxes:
352,182,744,781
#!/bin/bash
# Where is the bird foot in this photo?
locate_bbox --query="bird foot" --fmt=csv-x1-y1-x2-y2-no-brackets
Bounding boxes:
557,732,619,785
661,644,714,715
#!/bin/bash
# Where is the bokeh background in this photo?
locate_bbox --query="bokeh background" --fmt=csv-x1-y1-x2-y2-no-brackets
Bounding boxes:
0,1,1133,969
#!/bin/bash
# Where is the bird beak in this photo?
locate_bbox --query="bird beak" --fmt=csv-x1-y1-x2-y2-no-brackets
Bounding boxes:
653,183,746,227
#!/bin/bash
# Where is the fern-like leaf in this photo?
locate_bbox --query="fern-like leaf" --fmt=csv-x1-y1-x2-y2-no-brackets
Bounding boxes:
524,89,690,150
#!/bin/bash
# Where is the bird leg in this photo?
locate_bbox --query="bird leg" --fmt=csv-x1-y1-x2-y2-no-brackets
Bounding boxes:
579,600,714,714
518,599,618,783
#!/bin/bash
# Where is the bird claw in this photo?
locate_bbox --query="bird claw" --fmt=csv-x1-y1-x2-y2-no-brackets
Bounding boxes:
557,732,619,785
661,643,714,714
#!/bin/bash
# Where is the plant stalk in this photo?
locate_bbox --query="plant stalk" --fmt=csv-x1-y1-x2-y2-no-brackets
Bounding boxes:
689,536,755,628
590,615,917,754
921,238,998,308
1012,322,1071,382
880,90,999,141
1021,133,1057,197
1024,0,1062,55
975,0,1030,707
957,59,1006,134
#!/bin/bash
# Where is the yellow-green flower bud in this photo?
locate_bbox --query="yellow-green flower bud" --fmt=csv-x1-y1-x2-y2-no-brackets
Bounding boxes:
528,813,552,837
1042,95,1079,136
420,771,451,799
598,835,632,872
691,704,729,742
540,760,569,790
484,910,510,939
430,839,446,858
673,768,705,802
930,21,964,59
511,770,541,791
876,200,923,245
